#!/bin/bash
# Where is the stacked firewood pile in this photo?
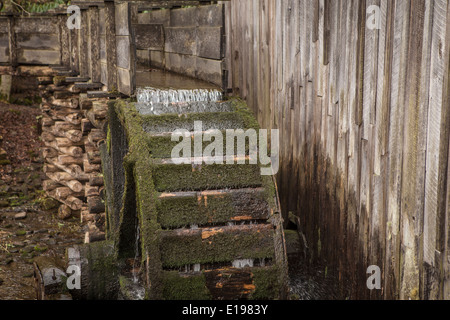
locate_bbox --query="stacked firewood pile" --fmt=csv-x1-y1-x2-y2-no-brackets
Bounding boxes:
38,75,108,243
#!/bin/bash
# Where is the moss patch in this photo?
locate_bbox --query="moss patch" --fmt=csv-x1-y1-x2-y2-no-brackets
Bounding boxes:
157,189,270,229
250,266,281,300
159,225,275,268
161,271,211,300
152,161,262,192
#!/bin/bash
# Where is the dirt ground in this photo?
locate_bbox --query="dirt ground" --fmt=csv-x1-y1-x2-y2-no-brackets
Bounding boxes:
0,101,84,300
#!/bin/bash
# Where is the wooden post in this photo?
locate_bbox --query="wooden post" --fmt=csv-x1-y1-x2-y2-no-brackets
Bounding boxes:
115,2,135,96
7,14,16,68
70,27,80,74
88,6,101,83
79,8,90,78
104,0,117,91
59,14,71,68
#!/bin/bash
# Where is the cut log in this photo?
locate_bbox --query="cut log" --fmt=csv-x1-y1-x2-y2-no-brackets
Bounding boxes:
42,147,58,159
85,184,99,197
63,130,83,143
37,76,54,85
84,228,106,243
55,187,82,199
55,178,84,193
79,95,93,110
42,132,55,142
89,175,104,186
53,91,76,99
58,146,83,157
88,129,106,144
33,256,67,300
46,171,75,182
58,204,72,220
50,98,79,109
92,101,108,119
68,84,81,93
87,196,104,214
53,122,80,132
41,117,54,127
64,114,82,125
81,119,95,134
87,151,101,164
85,109,107,130
40,102,52,112
43,179,62,192
83,158,101,173
47,158,83,177
81,207,95,223
43,163,59,173
44,84,67,93
58,155,84,166
55,137,84,147
65,196,83,211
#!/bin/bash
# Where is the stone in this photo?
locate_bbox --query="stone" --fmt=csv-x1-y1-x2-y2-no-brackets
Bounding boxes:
14,212,27,220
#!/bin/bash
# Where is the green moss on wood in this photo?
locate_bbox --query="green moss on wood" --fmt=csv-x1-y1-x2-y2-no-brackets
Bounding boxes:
157,189,270,229
161,271,211,300
159,226,275,268
250,266,281,300
152,162,262,192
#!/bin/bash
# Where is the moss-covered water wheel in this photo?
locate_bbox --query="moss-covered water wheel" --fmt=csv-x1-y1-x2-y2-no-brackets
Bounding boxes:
97,95,289,300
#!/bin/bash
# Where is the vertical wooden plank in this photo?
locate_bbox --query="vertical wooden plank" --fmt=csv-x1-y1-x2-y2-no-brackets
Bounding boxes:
384,0,410,300
88,6,101,83
423,0,450,300
373,0,388,176
105,0,117,91
223,1,232,92
362,0,379,140
59,14,70,68
441,1,450,301
399,0,426,301
327,0,338,115
79,8,90,78
70,28,80,74
7,15,17,68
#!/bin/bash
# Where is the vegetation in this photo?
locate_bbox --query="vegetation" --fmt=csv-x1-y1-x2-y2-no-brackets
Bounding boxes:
0,0,68,14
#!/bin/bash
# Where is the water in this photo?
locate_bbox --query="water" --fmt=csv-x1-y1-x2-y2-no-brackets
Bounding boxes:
287,253,342,300
232,259,254,268
137,87,223,105
129,222,145,300
136,87,225,116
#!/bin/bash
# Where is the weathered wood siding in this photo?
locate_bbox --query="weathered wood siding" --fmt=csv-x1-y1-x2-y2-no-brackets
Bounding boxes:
226,0,450,300
0,14,64,66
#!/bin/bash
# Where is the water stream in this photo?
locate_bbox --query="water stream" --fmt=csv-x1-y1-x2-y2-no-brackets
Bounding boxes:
135,87,226,116
127,222,145,300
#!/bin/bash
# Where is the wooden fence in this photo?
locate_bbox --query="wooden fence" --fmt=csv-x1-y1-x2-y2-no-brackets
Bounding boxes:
225,0,450,300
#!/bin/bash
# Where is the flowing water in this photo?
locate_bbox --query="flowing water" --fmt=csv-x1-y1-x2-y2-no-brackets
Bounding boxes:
135,87,226,116
287,253,343,300
123,222,145,300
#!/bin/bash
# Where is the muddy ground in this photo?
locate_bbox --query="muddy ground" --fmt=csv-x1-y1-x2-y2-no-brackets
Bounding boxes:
0,101,84,300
